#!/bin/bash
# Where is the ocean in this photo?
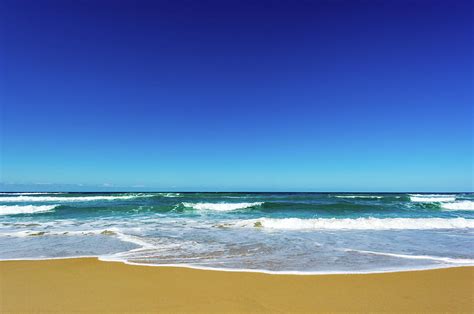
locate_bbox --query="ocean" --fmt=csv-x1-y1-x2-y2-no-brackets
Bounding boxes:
0,192,473,274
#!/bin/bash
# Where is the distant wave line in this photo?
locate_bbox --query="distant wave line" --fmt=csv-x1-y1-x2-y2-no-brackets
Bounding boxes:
0,194,154,202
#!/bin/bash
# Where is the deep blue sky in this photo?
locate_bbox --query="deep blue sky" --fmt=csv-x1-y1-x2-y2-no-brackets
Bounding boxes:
0,0,472,191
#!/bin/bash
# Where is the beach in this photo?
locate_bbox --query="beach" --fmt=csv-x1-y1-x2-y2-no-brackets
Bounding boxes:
2,0,472,311
1,258,472,313
1,193,473,312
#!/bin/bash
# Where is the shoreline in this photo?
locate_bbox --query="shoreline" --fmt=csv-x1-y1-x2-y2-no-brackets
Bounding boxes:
1,258,473,312
1,255,473,275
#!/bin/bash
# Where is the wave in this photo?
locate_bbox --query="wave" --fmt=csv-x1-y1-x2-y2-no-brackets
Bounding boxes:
95,257,474,275
409,194,456,202
0,194,153,203
335,195,384,199
181,202,263,211
1,230,100,237
236,217,474,230
0,228,154,254
344,249,474,264
441,201,474,211
256,201,383,213
157,193,181,198
0,205,59,215
0,192,63,195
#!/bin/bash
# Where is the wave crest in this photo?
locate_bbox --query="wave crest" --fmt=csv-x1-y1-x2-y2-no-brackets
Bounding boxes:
0,194,153,202
0,192,63,195
441,201,474,211
0,205,59,215
181,202,263,211
335,195,383,199
409,194,456,202
157,193,181,198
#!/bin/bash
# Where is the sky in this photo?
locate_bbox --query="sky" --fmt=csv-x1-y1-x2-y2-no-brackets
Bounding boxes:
0,0,472,192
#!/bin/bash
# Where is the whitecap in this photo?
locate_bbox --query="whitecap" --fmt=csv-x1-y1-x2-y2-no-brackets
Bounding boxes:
158,193,181,197
335,195,383,199
409,195,456,202
0,192,63,195
0,194,153,202
181,202,263,211
441,201,474,211
0,205,59,215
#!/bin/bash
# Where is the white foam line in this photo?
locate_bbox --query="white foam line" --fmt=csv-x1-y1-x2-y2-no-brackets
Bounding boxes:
0,255,470,276
441,201,474,211
335,195,383,199
0,229,105,238
409,194,456,197
0,194,154,202
238,217,474,230
0,192,63,195
158,193,181,197
410,195,456,202
97,256,474,275
181,202,264,211
0,228,147,244
113,231,155,250
0,204,59,215
344,249,474,264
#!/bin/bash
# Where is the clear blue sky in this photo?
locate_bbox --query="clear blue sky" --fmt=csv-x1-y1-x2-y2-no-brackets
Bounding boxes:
1,0,472,192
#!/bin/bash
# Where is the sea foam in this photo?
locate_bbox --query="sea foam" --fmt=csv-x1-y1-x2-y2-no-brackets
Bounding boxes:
238,217,474,230
0,194,153,202
182,202,263,211
344,249,474,264
0,192,62,195
335,195,383,199
158,193,181,197
409,194,456,202
441,201,474,211
0,205,59,215
0,227,150,250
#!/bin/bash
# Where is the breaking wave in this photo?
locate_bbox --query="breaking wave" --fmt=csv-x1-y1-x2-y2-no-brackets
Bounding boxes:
441,201,474,211
181,202,264,211
157,193,181,198
0,192,63,195
0,194,153,202
335,195,384,199
0,205,59,215
409,194,456,202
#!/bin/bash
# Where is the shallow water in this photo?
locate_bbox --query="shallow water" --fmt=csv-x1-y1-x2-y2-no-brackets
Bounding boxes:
0,192,473,273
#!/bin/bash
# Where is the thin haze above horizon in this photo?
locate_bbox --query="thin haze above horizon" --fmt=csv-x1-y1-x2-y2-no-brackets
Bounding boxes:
1,0,472,192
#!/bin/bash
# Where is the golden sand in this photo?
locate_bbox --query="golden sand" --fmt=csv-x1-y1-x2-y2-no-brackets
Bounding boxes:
0,258,472,313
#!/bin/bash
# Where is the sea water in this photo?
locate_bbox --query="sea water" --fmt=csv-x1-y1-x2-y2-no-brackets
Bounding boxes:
0,192,473,273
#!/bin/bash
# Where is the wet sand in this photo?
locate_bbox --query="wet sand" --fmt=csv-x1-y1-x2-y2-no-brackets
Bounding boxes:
0,258,472,313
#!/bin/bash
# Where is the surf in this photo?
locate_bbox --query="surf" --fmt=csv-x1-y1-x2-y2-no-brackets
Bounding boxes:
236,217,474,230
181,202,264,211
0,194,154,202
0,205,59,215
409,194,456,202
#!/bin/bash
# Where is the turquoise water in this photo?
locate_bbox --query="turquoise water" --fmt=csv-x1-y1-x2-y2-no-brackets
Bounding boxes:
0,192,473,273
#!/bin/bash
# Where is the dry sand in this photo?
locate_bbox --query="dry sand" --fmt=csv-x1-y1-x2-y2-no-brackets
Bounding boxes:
0,258,473,313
